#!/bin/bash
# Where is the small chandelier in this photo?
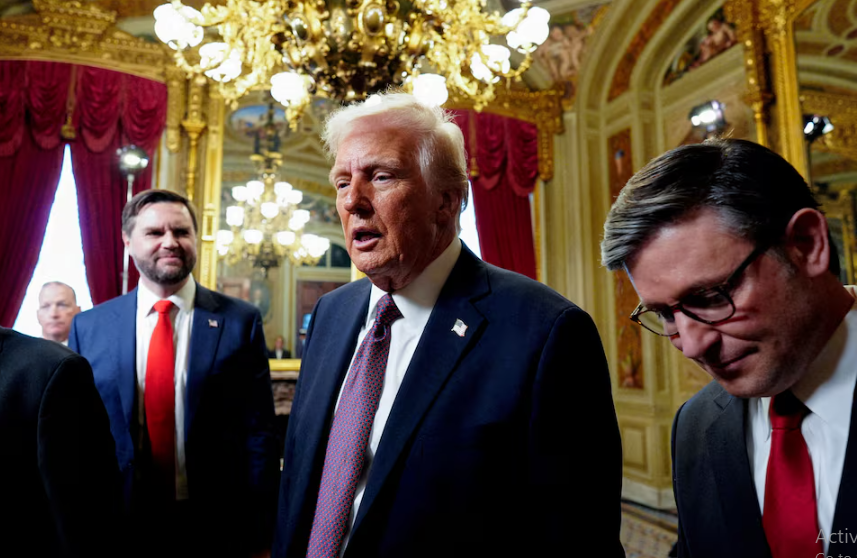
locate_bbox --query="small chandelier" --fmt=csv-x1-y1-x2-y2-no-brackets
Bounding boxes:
216,102,330,275
153,0,549,128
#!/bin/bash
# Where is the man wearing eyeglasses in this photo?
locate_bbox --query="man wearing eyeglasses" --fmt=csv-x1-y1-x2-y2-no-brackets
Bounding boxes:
602,138,857,558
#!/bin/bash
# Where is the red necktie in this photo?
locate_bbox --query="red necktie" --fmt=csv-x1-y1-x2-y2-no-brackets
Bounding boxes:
762,390,823,558
306,294,403,558
145,299,176,501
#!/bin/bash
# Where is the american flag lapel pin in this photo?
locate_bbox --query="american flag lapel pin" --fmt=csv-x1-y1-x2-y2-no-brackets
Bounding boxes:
208,319,219,328
452,319,467,337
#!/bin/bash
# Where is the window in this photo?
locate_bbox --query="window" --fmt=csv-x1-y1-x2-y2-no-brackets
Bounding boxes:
14,145,92,337
460,183,482,258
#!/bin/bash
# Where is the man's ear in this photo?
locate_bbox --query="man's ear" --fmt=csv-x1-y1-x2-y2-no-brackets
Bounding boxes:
437,188,462,225
122,231,131,249
783,208,831,278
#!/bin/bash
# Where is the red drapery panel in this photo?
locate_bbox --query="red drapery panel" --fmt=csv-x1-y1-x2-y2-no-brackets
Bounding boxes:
0,60,167,325
72,66,167,305
452,110,539,280
0,61,69,326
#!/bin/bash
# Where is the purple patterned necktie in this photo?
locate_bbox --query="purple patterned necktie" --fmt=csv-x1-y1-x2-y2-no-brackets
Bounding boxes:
306,294,403,558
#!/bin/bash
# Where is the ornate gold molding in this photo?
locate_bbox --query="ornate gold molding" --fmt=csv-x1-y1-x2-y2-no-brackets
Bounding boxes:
607,0,682,102
166,65,186,153
181,75,207,203
198,90,225,291
734,0,817,173
724,0,773,147
445,86,564,181
0,0,171,83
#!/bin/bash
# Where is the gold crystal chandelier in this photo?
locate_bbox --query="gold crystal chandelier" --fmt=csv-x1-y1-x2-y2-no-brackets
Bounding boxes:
153,0,549,127
216,102,330,274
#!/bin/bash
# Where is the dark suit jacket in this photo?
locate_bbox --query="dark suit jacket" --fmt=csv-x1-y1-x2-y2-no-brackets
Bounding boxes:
69,283,280,554
672,380,857,557
269,348,292,359
274,247,624,557
0,327,121,558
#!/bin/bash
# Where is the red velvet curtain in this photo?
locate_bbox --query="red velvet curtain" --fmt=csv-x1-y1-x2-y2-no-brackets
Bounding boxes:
0,62,70,326
0,60,167,325
72,66,167,304
452,110,539,280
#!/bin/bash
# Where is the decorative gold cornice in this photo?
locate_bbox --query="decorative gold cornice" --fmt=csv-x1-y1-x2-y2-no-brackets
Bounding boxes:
445,86,564,181
0,0,170,83
607,0,682,102
724,0,773,147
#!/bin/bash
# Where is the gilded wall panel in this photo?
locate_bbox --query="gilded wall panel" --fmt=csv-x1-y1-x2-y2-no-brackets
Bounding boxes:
608,129,644,390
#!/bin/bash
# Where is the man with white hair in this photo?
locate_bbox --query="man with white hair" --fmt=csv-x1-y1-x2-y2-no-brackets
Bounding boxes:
273,92,623,558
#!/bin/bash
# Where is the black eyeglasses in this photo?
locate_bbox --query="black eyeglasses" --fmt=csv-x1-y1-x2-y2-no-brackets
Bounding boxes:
629,244,768,337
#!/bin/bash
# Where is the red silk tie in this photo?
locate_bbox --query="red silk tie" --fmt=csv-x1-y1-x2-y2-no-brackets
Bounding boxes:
306,294,403,558
145,299,176,501
762,390,823,558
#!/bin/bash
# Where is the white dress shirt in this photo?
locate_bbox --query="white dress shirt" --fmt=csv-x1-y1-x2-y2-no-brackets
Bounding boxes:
135,277,196,501
337,238,462,551
747,288,857,552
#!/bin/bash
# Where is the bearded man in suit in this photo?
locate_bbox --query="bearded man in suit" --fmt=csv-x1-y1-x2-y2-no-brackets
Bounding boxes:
70,189,280,558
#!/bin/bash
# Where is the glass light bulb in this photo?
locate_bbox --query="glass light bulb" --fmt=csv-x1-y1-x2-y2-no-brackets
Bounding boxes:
243,229,263,244
270,71,313,105
286,189,303,205
216,229,234,246
292,209,310,224
261,202,279,219
274,181,293,197
246,180,264,200
412,74,448,107
276,230,296,246
225,206,244,227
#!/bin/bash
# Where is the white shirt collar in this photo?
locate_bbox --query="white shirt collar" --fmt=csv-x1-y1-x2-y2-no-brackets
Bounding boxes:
364,238,462,326
761,286,857,437
137,276,197,315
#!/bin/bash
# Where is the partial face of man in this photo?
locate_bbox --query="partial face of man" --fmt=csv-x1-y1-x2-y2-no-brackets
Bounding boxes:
627,209,813,398
37,284,80,342
331,116,457,291
124,202,198,289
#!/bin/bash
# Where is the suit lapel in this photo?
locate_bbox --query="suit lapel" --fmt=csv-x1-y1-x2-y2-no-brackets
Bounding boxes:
109,291,138,429
830,380,857,554
706,391,771,557
186,285,223,434
352,248,488,534
288,280,371,546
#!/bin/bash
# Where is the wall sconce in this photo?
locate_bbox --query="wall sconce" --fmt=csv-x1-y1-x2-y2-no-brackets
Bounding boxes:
803,114,834,144
117,145,150,295
689,100,728,136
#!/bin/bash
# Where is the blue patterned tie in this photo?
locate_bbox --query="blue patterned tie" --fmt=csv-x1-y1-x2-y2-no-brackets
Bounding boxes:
306,294,402,558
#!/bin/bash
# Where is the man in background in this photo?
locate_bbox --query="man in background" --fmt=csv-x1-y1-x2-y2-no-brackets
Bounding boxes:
602,138,857,557
70,189,280,558
0,326,120,557
37,281,80,345
273,92,623,557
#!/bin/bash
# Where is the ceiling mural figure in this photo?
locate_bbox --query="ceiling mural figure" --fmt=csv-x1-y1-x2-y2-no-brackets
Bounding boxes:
533,2,609,108
663,7,737,86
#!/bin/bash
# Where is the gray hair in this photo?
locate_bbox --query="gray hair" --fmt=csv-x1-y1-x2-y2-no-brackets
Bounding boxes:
601,138,828,272
322,91,469,212
40,281,77,303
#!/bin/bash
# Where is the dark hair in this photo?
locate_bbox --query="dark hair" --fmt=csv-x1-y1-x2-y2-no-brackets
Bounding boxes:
121,189,198,236
601,138,836,275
